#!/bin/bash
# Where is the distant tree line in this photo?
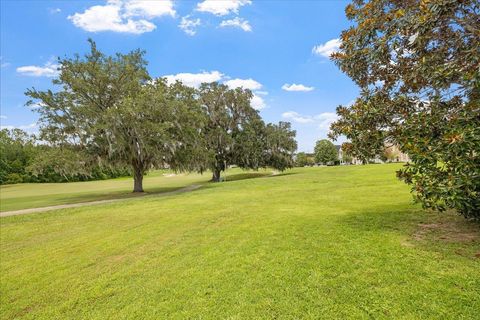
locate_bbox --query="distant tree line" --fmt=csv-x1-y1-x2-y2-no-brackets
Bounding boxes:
14,40,297,190
0,128,129,184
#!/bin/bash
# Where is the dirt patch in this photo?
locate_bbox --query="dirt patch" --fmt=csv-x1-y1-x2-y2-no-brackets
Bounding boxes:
413,221,479,243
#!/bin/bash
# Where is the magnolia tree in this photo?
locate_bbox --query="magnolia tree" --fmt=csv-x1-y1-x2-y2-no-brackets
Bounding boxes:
329,0,479,219
27,40,206,192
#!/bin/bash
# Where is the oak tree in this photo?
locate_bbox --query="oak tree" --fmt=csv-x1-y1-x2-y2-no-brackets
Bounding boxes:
26,40,206,192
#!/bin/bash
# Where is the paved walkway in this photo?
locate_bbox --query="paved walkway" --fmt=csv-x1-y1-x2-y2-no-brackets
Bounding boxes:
0,184,202,218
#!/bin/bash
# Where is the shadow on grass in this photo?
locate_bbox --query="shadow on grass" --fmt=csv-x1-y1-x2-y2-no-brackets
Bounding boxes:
335,204,480,257
222,172,271,182
52,186,199,207
214,170,299,183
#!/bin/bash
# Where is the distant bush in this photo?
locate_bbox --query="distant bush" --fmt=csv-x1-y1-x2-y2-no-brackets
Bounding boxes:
4,173,23,184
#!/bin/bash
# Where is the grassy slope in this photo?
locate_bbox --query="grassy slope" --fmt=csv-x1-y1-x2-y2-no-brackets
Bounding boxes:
0,164,479,319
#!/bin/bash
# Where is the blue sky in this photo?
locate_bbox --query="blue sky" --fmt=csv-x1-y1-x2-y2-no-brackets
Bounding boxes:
0,0,357,152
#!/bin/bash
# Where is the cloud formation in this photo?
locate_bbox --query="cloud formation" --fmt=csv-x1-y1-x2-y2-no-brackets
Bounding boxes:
179,15,201,36
224,78,262,90
282,83,314,92
196,0,251,16
68,0,175,34
163,71,224,88
162,72,266,109
0,122,38,133
281,111,314,124
250,95,266,110
16,61,59,77
282,111,338,129
312,38,341,58
219,17,252,32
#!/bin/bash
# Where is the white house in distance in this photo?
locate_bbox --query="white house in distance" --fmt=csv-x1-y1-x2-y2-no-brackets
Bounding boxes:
337,144,410,165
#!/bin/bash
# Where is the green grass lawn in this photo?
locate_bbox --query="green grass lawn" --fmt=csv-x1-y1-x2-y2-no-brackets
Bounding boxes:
0,171,205,212
1,164,479,319
0,169,272,212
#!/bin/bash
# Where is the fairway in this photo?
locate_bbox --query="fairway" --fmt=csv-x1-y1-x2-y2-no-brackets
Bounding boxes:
1,164,479,319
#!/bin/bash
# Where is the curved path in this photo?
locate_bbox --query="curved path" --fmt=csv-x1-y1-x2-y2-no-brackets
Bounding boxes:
0,184,202,218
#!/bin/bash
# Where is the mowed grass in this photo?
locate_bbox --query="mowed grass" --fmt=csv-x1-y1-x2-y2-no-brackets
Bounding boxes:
1,164,479,319
0,170,212,212
0,169,272,212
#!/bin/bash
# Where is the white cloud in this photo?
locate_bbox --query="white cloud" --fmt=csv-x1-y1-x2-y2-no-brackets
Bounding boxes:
255,91,268,95
223,78,265,109
282,111,338,128
282,111,314,124
124,0,175,18
224,78,262,90
162,71,265,109
68,0,175,34
312,38,341,58
17,61,59,77
0,115,7,120
250,94,266,110
219,17,251,32
282,83,314,92
50,8,61,14
1,122,38,133
314,112,338,129
163,71,224,88
179,15,201,36
196,0,251,16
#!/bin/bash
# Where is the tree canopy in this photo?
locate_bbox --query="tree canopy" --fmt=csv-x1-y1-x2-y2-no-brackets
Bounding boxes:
329,0,479,219
314,139,338,165
198,83,297,181
26,40,206,192
24,40,297,189
199,82,261,181
295,152,315,167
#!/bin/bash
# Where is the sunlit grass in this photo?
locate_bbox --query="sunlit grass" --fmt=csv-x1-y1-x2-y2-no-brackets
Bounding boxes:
1,164,478,319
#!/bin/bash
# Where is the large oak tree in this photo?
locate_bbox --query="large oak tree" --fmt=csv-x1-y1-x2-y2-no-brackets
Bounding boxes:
198,82,263,181
26,40,206,192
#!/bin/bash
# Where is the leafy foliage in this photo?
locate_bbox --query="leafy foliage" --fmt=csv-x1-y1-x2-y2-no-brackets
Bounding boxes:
199,82,260,181
295,152,315,167
329,0,480,219
22,40,297,188
314,139,338,165
262,122,297,171
199,83,296,181
0,129,128,184
26,40,206,192
0,129,36,184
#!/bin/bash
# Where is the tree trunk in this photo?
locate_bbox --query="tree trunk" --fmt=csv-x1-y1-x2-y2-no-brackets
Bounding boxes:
133,165,144,192
211,168,221,182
